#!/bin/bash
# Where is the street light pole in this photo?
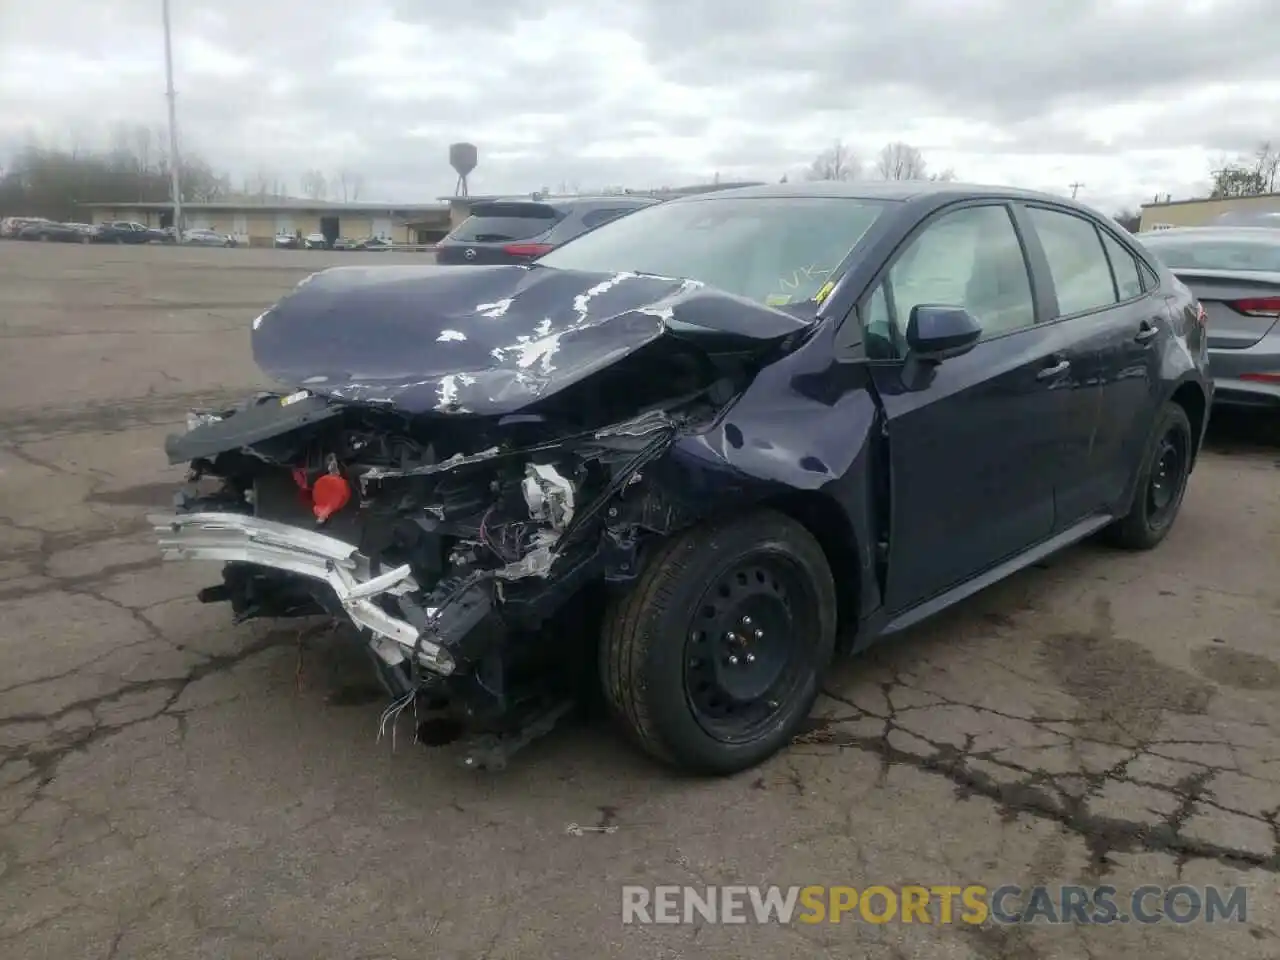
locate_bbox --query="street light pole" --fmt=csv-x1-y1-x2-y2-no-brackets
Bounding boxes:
162,0,184,240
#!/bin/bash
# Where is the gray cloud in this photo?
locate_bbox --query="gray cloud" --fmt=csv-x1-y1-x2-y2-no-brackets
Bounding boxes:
1,0,1275,210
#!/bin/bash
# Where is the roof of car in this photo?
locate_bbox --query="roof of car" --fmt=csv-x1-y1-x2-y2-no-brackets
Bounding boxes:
665,180,1079,205
1139,226,1280,241
481,195,660,210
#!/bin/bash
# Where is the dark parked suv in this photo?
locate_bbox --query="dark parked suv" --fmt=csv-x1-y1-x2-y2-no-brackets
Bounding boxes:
435,195,659,265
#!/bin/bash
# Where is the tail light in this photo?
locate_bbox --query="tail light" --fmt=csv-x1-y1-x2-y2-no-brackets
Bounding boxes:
1240,373,1280,384
502,242,554,257
1230,297,1280,318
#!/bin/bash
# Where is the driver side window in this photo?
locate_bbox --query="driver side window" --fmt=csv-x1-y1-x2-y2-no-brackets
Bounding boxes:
868,205,1036,357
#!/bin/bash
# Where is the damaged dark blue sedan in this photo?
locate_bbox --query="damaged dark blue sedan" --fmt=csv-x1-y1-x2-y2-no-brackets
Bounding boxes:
152,182,1212,775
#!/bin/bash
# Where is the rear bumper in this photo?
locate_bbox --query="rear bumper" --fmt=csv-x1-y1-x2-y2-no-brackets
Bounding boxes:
150,511,456,676
1209,331,1280,407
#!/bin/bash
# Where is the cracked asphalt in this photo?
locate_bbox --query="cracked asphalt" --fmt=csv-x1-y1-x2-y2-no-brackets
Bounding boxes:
1,241,1278,959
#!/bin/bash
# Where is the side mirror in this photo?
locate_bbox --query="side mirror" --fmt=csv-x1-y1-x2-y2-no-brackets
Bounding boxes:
905,305,982,363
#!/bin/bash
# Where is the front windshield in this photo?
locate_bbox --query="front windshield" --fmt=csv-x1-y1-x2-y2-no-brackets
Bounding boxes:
536,195,890,306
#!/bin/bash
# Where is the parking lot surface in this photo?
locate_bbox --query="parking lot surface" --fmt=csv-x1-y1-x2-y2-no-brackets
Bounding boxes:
1,242,1278,959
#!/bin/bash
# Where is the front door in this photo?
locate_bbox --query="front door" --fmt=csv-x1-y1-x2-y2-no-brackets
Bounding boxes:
862,202,1068,612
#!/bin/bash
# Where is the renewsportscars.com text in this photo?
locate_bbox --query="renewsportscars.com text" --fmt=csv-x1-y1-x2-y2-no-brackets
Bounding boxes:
621,884,1249,925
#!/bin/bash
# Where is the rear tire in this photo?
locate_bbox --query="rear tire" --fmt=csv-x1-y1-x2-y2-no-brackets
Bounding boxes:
1103,401,1193,550
600,509,837,775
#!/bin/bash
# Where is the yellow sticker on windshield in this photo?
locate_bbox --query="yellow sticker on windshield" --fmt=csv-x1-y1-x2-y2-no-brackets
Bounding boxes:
765,293,792,306
813,280,835,304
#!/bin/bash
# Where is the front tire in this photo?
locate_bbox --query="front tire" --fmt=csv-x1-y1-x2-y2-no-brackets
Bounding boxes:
600,509,837,775
1103,401,1194,550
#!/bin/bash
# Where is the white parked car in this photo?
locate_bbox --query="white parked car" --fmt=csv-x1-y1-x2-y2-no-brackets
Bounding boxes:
304,232,331,250
274,232,300,249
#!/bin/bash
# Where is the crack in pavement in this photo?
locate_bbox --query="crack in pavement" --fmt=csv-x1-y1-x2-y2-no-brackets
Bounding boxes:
804,676,1280,875
0,389,250,441
0,622,323,825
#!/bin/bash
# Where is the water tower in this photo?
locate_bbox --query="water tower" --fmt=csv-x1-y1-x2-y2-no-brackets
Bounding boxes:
450,142,477,197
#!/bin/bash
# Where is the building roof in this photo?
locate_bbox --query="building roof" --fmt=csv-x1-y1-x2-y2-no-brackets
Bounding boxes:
77,200,449,213
1139,192,1280,209
437,194,507,203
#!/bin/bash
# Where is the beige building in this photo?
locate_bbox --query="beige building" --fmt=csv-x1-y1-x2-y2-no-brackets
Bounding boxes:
1138,192,1280,232
78,200,452,247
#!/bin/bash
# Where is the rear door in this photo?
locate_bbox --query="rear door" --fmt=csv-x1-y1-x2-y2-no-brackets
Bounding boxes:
863,201,1068,611
1016,204,1164,520
436,201,564,264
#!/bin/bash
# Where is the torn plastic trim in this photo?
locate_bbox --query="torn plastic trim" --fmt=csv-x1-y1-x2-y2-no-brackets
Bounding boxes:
356,408,679,483
149,511,455,675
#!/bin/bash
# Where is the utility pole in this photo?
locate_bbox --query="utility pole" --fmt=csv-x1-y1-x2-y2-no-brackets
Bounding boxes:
162,0,183,241
1069,181,1084,199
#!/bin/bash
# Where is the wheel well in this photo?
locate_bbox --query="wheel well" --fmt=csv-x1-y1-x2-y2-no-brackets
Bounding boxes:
760,490,860,634
1170,381,1207,463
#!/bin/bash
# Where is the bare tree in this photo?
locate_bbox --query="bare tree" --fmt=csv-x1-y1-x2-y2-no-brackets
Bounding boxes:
875,142,929,180
335,168,364,202
246,167,274,200
1209,141,1278,198
134,125,152,173
805,140,860,181
300,169,327,200
1112,209,1141,232
0,134,230,220
1253,141,1279,193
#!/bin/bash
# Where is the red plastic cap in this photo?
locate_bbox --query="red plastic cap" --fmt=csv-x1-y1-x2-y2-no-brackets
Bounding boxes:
311,473,351,521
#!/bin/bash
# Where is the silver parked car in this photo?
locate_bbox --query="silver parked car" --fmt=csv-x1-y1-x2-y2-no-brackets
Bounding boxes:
1138,226,1280,409
183,228,235,247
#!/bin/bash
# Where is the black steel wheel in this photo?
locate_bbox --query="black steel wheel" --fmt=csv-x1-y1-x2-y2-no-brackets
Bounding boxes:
1104,400,1194,550
1146,426,1188,527
601,509,837,775
683,555,819,744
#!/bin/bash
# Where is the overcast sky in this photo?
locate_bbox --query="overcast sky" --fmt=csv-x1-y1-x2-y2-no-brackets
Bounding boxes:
2,0,1277,213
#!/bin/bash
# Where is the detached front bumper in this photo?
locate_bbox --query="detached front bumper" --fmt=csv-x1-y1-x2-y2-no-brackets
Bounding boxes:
150,511,456,676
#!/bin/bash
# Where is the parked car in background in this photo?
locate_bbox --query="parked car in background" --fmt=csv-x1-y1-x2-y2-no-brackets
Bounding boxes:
183,228,236,247
353,237,393,251
17,220,88,242
153,181,1210,775
274,232,300,249
93,221,169,244
1138,226,1280,408
331,237,357,251
434,195,660,265
304,232,331,250
1,216,51,238
1212,210,1280,228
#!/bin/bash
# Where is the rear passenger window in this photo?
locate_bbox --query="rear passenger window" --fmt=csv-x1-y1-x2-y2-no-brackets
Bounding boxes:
1099,232,1143,300
1027,207,1117,316
581,208,632,229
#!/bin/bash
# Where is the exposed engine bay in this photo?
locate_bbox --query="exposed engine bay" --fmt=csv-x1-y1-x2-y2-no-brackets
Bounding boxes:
151,262,816,767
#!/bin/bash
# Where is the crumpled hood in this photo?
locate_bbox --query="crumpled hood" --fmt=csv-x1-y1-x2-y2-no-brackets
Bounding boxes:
250,263,811,415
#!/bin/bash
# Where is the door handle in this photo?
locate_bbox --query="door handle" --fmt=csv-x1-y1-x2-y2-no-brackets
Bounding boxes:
1135,321,1159,343
1037,359,1071,381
